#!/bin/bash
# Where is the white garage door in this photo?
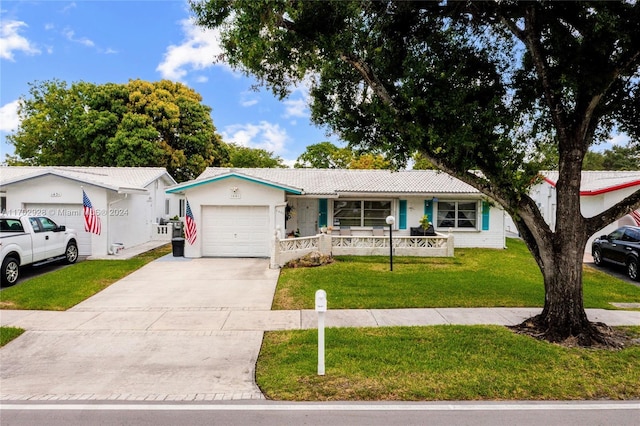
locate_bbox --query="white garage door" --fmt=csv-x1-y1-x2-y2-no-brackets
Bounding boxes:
202,206,270,257
25,203,92,256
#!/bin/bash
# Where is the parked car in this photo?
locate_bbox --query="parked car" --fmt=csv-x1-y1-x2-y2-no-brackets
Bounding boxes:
0,215,78,286
591,225,640,281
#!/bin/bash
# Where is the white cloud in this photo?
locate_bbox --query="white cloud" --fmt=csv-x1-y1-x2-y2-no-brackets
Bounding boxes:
282,97,308,119
0,20,41,61
0,100,21,132
240,91,258,107
61,2,77,14
62,27,94,47
222,121,289,154
608,133,630,146
157,18,231,81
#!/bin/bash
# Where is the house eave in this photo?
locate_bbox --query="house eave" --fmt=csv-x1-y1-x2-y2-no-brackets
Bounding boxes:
166,172,304,195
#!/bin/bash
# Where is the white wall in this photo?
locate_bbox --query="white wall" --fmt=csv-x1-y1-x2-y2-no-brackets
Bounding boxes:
2,174,170,257
3,176,109,256
180,177,286,258
285,195,505,249
527,180,640,253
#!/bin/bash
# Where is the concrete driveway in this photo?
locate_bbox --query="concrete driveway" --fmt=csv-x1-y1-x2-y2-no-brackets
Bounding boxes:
0,256,279,401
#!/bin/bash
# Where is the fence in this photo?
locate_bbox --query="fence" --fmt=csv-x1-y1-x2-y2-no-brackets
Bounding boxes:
272,232,454,268
152,223,173,241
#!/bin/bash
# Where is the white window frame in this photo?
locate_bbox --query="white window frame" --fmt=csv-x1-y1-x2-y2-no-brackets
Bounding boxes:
435,200,479,230
331,199,394,228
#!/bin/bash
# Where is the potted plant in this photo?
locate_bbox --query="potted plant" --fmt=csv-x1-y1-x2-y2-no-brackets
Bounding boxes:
411,215,436,236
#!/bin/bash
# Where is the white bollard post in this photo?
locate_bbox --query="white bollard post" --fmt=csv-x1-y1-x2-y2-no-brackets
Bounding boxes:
315,289,327,376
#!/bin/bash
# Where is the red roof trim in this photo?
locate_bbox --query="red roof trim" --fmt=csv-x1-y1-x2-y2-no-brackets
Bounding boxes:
542,176,640,196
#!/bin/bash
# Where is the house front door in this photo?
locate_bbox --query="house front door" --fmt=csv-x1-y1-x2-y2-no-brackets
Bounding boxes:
297,198,318,237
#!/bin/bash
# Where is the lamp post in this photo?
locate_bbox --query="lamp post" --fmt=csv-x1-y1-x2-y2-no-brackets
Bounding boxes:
386,215,395,271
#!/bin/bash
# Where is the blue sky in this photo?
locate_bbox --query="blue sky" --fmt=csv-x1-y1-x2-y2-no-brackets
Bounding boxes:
0,1,628,168
0,0,340,166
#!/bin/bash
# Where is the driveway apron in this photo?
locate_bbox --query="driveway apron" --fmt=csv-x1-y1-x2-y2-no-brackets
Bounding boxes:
0,256,279,401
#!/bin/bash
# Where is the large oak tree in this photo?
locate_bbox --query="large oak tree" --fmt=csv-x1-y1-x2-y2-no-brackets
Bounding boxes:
7,79,228,182
190,1,640,345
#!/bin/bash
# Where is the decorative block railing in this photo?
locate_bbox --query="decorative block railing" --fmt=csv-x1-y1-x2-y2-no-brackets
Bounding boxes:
152,224,173,241
271,232,453,268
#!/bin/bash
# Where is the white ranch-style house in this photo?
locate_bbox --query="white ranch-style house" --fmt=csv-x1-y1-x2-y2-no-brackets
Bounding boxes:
0,166,179,257
524,171,640,252
166,168,507,267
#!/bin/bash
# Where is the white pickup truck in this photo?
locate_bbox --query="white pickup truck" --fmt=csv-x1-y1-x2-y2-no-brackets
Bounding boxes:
0,215,79,286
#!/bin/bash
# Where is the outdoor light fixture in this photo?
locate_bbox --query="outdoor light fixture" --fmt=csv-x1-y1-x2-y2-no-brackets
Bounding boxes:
386,215,395,271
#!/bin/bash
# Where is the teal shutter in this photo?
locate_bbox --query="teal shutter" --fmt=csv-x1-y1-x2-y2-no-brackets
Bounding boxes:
318,199,328,227
399,200,407,229
424,200,434,224
482,201,490,230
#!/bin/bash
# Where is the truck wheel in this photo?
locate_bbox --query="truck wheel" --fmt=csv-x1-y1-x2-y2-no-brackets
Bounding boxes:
1,257,20,286
65,241,79,264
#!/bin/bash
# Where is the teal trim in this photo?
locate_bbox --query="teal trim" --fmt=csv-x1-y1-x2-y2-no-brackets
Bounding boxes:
482,201,490,230
424,200,434,224
399,200,407,229
166,173,303,195
318,199,328,227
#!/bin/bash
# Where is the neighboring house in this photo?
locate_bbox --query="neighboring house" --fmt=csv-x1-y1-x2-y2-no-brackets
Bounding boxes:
0,166,179,257
516,171,640,251
166,168,506,261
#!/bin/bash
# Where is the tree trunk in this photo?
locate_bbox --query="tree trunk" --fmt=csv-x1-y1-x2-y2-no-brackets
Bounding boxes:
533,240,593,343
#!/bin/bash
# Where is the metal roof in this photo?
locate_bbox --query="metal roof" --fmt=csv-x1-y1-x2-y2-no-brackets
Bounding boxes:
541,171,640,195
170,168,480,196
0,166,176,193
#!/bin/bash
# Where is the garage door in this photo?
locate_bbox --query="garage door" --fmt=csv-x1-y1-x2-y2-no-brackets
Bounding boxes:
202,206,270,257
25,203,92,256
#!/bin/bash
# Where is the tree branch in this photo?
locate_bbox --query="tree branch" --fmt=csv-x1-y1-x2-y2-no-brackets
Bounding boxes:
340,53,398,114
585,188,640,236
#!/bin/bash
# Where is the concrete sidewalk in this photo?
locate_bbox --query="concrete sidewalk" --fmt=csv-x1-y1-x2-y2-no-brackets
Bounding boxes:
1,254,639,403
2,307,639,332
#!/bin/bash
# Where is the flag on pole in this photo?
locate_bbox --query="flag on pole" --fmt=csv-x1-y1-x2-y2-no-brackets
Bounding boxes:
82,189,101,235
631,210,640,226
185,199,197,245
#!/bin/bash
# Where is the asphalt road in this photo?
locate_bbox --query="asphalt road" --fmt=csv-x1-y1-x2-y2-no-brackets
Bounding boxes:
1,401,639,426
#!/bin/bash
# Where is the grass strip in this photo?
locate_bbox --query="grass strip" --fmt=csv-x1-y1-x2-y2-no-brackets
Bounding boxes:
0,327,24,347
257,325,640,401
0,244,171,311
274,238,640,310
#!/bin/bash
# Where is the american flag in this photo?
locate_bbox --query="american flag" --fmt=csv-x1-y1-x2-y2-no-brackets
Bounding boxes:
631,210,640,226
185,199,197,245
82,189,101,235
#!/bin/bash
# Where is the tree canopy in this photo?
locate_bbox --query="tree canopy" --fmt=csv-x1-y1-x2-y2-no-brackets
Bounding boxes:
191,0,640,346
224,143,286,168
294,141,391,169
7,79,228,182
583,143,640,171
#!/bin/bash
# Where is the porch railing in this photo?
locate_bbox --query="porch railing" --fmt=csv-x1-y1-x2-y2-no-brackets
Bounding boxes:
272,232,453,268
152,223,173,241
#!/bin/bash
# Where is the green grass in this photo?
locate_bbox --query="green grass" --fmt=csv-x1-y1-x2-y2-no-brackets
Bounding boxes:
0,327,24,347
274,238,640,310
0,244,171,311
257,326,640,401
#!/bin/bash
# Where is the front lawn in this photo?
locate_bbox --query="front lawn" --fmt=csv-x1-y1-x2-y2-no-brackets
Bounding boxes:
257,325,640,400
260,238,640,400
273,238,640,310
0,244,171,311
